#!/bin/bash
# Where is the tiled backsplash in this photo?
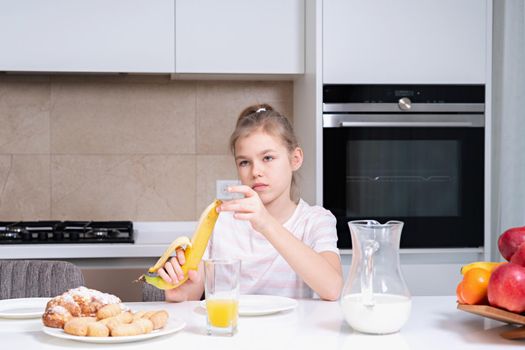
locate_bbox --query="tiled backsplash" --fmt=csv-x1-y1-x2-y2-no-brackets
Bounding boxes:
0,75,293,221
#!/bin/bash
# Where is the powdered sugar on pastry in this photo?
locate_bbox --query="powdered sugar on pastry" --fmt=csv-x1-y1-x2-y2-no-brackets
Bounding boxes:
42,287,126,329
66,287,122,305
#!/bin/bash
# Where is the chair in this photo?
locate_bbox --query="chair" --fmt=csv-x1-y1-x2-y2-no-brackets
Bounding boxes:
0,260,85,300
142,282,165,302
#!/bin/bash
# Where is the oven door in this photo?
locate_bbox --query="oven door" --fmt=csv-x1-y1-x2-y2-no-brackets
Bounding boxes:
323,124,484,249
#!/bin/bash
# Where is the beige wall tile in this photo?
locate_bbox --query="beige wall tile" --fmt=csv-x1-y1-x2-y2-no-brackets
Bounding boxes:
0,75,51,83
51,81,196,154
196,155,238,216
196,81,293,154
0,82,51,154
52,155,196,221
0,155,50,220
0,76,293,221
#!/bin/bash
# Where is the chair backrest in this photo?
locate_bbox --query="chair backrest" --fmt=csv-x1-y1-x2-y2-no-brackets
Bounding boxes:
0,260,85,299
142,282,165,302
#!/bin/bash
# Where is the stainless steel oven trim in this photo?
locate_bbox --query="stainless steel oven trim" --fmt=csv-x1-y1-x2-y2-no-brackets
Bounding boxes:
323,103,485,113
323,114,485,128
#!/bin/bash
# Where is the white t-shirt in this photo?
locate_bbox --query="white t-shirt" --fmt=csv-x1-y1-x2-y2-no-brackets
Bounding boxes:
205,199,340,298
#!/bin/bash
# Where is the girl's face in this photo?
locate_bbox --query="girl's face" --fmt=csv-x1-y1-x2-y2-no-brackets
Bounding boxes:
234,130,303,205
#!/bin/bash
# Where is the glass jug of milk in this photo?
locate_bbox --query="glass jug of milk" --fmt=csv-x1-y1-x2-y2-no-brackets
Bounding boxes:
341,220,411,334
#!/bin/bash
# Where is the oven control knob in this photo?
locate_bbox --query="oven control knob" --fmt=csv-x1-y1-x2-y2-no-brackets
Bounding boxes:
398,97,412,111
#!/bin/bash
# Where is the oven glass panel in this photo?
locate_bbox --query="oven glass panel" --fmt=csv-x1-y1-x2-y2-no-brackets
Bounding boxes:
323,127,484,249
346,139,460,217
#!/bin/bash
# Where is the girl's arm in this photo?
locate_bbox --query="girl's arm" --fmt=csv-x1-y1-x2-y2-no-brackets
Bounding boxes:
258,218,343,301
219,186,343,301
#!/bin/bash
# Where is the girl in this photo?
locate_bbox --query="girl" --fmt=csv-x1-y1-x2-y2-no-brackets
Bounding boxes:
158,104,343,301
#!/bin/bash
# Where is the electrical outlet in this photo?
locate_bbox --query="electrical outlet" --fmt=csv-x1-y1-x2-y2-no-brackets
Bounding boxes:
216,180,243,200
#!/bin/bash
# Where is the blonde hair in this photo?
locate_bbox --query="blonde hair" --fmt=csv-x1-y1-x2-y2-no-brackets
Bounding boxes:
229,104,300,201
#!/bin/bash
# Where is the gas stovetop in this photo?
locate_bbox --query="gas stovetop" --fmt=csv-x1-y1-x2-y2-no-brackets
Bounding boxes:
0,221,134,244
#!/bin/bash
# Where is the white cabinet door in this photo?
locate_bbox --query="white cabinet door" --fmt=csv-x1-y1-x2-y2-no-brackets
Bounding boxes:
175,0,304,74
323,0,487,84
0,0,175,73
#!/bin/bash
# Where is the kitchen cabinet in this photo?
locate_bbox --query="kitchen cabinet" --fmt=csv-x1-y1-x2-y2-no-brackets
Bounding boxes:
0,0,175,73
175,0,304,74
323,0,488,84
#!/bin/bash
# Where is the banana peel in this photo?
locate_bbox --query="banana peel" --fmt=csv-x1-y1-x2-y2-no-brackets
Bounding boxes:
137,199,222,290
460,261,506,275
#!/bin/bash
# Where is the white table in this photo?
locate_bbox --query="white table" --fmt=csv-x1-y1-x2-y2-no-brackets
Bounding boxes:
1,296,521,349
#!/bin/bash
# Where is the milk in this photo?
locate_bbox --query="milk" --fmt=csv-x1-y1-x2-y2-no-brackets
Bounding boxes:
341,293,411,334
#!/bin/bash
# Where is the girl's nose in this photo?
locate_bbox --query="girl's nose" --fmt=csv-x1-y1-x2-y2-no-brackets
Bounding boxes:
251,162,263,178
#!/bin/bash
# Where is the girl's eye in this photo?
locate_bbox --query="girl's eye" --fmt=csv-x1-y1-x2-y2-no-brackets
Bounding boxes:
238,160,249,167
263,155,274,162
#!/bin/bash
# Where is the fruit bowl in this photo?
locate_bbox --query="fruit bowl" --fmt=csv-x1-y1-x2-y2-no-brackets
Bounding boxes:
457,303,525,325
457,303,525,340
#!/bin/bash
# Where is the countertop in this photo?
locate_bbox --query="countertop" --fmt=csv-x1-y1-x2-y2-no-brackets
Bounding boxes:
1,296,522,349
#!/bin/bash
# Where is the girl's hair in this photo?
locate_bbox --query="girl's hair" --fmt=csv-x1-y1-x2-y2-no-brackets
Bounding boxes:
229,103,300,201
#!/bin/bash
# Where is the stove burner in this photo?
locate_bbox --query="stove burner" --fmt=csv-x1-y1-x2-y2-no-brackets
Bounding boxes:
0,231,20,240
69,231,80,241
0,221,134,244
53,232,64,241
0,226,29,240
86,228,121,239
10,226,28,234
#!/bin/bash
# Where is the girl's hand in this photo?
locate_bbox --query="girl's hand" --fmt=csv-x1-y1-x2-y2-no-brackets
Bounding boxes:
218,185,274,233
157,248,201,302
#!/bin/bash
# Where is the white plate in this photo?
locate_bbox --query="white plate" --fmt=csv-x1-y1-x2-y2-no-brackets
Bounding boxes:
42,318,185,344
201,295,298,316
0,297,50,319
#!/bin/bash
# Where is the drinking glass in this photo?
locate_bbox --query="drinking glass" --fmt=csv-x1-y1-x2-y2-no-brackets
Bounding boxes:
204,259,241,336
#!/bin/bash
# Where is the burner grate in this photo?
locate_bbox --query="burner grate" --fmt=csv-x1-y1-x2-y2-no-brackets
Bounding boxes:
0,221,134,244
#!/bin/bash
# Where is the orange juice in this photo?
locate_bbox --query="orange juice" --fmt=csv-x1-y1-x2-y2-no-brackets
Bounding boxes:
206,299,239,327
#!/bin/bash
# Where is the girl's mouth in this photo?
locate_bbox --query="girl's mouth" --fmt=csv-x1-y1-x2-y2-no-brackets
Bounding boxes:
252,183,268,191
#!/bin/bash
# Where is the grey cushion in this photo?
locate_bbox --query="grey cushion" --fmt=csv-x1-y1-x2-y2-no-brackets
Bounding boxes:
0,260,85,300
142,282,165,302
142,282,205,302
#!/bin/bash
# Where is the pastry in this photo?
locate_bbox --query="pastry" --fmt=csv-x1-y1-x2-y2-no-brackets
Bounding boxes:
42,287,169,338
87,322,110,337
96,303,122,320
100,311,133,332
132,310,147,321
111,319,154,337
41,305,72,329
142,310,156,319
42,287,125,328
135,318,154,334
148,310,169,330
63,317,97,336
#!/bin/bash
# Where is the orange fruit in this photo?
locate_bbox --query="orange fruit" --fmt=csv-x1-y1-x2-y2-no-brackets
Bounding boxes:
456,282,466,304
457,267,491,305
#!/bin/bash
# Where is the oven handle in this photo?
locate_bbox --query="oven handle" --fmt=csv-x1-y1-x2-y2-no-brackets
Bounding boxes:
339,121,475,127
323,114,484,128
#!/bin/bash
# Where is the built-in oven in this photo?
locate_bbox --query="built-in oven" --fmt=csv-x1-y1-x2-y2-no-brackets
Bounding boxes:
323,85,484,249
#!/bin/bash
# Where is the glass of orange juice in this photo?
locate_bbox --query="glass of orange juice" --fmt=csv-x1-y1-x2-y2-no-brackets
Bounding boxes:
204,259,241,336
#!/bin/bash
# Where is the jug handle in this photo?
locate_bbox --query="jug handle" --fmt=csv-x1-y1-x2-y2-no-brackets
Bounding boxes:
362,239,379,306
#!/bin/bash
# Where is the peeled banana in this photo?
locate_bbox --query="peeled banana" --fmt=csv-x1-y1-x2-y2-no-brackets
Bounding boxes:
460,261,505,275
138,199,222,290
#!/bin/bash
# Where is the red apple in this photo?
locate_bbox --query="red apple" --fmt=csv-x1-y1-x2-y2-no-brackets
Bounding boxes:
498,226,525,261
488,263,525,313
511,242,525,267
